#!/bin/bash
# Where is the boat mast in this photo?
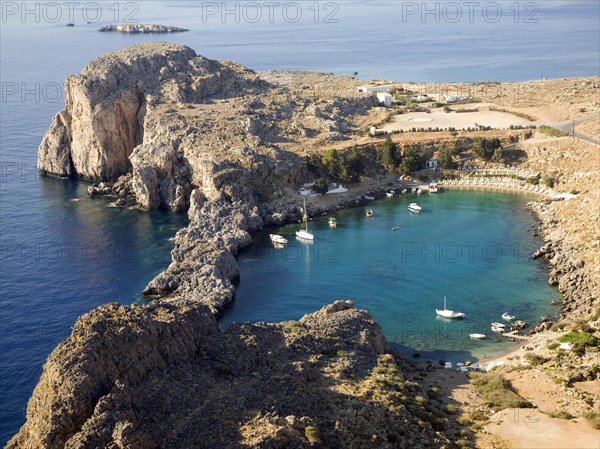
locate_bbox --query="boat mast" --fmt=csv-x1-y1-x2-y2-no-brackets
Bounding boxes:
303,198,309,231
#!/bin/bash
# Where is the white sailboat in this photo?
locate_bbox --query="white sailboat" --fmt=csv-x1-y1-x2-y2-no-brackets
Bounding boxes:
296,198,314,241
435,296,465,319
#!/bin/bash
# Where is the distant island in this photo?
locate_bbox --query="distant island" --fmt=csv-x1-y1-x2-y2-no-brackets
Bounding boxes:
99,24,188,33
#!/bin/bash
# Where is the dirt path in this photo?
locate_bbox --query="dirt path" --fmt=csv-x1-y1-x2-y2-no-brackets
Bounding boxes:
484,409,599,449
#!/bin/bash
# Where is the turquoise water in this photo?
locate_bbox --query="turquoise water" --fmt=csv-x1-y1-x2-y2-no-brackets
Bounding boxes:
221,190,558,361
1,1,595,443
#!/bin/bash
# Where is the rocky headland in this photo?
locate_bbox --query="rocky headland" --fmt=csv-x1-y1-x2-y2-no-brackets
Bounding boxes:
99,24,189,33
7,301,460,449
20,42,599,448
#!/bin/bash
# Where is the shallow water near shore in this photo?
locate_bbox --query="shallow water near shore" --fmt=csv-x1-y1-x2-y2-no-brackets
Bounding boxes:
221,190,559,362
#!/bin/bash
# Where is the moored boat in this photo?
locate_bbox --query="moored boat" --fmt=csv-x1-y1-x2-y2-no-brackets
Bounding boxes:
501,312,515,320
296,198,314,241
435,296,465,319
365,209,374,217
408,203,422,213
429,182,439,193
491,322,506,328
392,226,400,231
269,234,288,244
469,333,486,339
328,217,337,227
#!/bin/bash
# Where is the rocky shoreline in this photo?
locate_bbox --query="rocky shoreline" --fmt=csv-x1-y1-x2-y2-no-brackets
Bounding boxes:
527,200,596,321
17,42,598,448
8,300,461,449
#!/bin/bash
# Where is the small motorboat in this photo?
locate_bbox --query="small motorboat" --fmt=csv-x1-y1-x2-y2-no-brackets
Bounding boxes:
491,326,504,333
469,333,486,339
416,189,422,195
435,296,465,319
401,188,407,194
328,217,337,228
491,322,506,328
392,226,400,231
501,312,515,320
365,209,374,217
408,203,422,213
386,191,394,197
270,234,288,245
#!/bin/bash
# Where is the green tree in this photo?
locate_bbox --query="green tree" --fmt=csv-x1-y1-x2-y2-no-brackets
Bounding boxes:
438,146,455,169
313,178,328,195
306,154,322,176
342,146,364,182
400,146,425,175
322,149,341,179
380,135,398,169
491,147,504,163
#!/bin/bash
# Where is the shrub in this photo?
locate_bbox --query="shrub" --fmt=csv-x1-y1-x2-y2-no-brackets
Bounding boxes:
583,412,600,430
444,404,458,414
558,331,598,354
524,353,548,366
538,125,569,137
548,410,574,420
470,373,532,411
547,342,560,350
304,426,321,444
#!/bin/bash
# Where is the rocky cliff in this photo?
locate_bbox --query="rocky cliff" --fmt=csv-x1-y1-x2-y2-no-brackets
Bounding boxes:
38,42,376,312
7,301,455,449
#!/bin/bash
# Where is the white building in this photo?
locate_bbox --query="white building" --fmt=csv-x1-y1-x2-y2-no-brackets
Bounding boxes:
357,85,389,93
299,183,314,196
445,95,468,103
425,159,439,169
376,92,393,107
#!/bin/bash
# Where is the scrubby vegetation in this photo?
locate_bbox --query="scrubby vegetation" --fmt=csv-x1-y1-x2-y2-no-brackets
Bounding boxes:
470,373,532,411
489,107,536,121
524,353,548,366
557,329,599,355
538,125,569,137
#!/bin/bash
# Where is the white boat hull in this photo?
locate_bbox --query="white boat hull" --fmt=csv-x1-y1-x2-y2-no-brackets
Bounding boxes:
269,234,288,244
295,230,314,240
469,333,486,339
436,309,465,319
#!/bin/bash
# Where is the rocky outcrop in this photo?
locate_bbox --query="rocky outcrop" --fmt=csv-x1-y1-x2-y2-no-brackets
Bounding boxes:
37,42,269,181
528,201,598,320
99,24,189,33
8,300,454,449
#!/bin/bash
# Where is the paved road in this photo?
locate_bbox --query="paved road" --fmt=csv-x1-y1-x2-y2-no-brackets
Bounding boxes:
552,114,600,146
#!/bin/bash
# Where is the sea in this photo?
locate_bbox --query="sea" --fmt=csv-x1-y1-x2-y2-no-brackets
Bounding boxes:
1,0,598,444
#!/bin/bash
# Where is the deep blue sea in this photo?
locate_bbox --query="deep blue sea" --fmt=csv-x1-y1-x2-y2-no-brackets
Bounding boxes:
1,1,598,445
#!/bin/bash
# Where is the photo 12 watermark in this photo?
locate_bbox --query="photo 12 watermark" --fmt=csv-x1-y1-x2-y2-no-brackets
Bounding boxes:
400,1,540,24
197,1,340,24
1,81,63,103
1,1,140,24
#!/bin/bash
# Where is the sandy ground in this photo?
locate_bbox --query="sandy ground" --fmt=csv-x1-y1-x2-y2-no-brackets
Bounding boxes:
484,409,599,449
380,108,531,132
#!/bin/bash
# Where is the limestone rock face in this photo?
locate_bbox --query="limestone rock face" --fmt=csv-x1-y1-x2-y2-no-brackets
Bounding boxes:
8,301,452,449
37,42,264,181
